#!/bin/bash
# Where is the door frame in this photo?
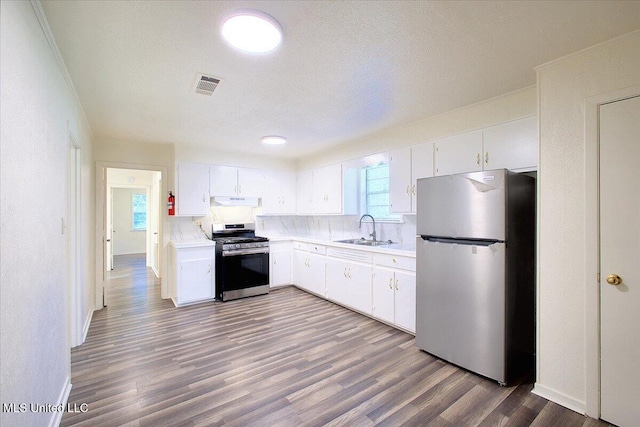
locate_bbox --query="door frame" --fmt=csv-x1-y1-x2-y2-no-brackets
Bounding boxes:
584,84,640,418
95,161,168,309
67,131,82,347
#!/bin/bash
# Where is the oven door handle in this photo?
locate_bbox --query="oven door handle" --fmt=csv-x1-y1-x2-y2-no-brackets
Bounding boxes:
222,248,270,257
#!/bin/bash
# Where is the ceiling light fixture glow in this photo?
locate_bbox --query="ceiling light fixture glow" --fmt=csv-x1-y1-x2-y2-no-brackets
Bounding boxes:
261,136,287,146
222,11,282,54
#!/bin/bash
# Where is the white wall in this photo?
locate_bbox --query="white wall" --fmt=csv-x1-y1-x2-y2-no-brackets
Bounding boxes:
0,1,94,426
94,137,174,300
112,188,147,255
298,85,536,169
176,145,296,172
534,31,640,414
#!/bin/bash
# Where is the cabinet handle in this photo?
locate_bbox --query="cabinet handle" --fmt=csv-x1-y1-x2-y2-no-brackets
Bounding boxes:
238,185,242,194
208,264,211,274
485,152,489,165
202,194,206,202
389,278,393,289
392,258,397,263
395,279,399,291
476,153,480,165
344,268,347,278
348,268,351,279
411,185,416,195
406,185,411,195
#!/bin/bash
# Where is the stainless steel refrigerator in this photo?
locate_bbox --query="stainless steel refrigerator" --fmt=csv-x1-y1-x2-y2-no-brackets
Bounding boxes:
415,169,535,385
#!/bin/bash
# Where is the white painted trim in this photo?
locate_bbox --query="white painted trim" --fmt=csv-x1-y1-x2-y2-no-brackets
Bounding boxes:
29,0,93,138
48,376,72,427
82,308,93,343
584,85,640,419
532,384,586,415
534,70,543,397
535,30,640,72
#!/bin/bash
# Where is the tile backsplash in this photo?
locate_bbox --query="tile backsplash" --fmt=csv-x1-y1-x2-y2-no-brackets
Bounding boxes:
170,205,418,246
255,214,417,245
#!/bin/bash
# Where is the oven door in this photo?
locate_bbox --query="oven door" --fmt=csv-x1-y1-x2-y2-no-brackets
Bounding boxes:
216,248,269,301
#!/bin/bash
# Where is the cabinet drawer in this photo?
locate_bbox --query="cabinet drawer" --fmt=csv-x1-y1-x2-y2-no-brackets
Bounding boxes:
327,247,372,263
293,241,308,251
309,244,326,255
270,241,293,251
373,254,415,271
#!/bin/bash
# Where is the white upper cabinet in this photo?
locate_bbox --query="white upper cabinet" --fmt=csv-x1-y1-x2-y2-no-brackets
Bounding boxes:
176,162,210,216
312,164,342,214
209,165,265,198
410,142,435,212
434,117,538,176
209,165,237,197
297,164,343,215
296,170,313,214
434,130,484,176
390,143,434,213
262,170,297,214
389,147,412,213
482,116,537,171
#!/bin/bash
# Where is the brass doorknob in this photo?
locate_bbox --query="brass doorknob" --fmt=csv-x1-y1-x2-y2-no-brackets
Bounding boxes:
606,274,622,286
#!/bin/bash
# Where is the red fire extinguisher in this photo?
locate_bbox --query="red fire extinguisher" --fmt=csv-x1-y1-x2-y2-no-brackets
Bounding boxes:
168,191,175,216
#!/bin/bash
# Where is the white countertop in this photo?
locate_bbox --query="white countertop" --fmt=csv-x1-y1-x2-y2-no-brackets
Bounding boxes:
268,235,416,257
169,239,215,249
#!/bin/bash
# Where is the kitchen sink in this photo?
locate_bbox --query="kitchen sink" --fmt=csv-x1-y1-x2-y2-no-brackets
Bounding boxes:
335,238,395,246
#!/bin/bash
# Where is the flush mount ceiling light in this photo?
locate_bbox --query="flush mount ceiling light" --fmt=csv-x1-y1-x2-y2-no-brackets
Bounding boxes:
261,136,287,146
221,11,282,54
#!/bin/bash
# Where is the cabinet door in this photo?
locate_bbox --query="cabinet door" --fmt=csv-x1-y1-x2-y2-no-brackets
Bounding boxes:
372,268,395,324
482,116,537,171
292,250,307,290
394,270,416,333
306,252,326,296
238,168,265,197
176,163,210,216
313,164,342,214
434,130,483,176
279,171,297,214
326,258,347,305
270,251,291,287
296,170,313,214
263,171,297,214
411,143,434,212
389,147,412,213
210,165,238,197
344,261,372,314
179,257,213,303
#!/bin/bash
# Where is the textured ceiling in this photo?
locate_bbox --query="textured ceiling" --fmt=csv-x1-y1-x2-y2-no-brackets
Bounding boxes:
41,1,640,160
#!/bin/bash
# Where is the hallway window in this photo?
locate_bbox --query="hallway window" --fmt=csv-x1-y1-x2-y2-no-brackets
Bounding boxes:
132,193,147,231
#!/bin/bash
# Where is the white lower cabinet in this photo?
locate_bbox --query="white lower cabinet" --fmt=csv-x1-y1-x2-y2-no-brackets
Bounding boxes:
169,242,215,306
326,252,373,315
292,243,326,296
291,240,416,334
270,241,292,287
372,254,416,333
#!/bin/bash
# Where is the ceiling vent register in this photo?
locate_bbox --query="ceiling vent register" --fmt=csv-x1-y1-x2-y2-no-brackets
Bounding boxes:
194,74,221,96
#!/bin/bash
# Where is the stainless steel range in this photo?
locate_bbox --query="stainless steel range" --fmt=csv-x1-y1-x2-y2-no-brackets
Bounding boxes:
212,223,269,301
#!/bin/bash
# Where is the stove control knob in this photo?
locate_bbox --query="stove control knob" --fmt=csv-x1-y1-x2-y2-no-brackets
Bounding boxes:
235,244,241,249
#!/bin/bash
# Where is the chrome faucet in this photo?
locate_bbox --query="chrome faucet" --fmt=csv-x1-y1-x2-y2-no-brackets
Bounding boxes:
359,214,377,242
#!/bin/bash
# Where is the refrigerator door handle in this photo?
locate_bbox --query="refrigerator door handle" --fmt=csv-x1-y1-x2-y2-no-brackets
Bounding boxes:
419,235,503,246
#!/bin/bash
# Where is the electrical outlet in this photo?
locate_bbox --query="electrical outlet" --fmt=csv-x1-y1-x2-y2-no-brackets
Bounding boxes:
195,220,202,227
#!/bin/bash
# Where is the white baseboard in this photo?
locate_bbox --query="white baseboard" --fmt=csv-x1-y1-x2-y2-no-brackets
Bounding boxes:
48,376,72,427
81,309,93,344
532,383,586,415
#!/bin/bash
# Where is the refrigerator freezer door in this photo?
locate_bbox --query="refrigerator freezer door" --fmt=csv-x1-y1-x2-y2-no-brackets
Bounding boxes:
416,170,506,240
415,237,506,383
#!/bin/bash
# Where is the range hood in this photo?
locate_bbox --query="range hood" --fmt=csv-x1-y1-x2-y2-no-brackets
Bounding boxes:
213,196,259,207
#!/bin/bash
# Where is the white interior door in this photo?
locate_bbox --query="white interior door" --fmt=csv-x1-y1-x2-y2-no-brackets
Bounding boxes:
600,95,640,427
106,187,113,270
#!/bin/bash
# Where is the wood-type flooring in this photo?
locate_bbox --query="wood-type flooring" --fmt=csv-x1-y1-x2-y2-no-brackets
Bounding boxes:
61,254,612,426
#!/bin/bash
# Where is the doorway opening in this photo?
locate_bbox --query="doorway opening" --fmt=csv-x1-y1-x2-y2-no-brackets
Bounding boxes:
96,164,165,308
